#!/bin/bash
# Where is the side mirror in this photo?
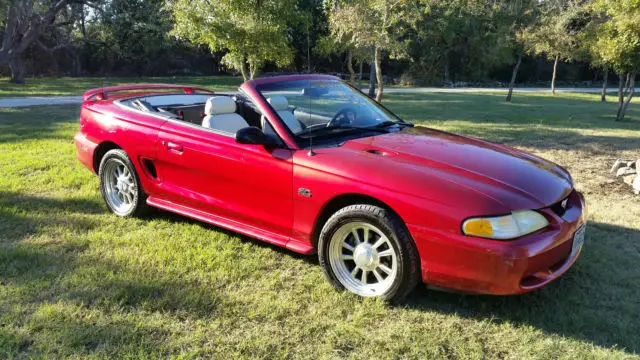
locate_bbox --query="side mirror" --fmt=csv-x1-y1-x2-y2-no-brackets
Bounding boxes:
235,126,278,147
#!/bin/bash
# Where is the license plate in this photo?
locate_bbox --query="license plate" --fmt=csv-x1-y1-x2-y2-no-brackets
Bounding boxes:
571,225,586,258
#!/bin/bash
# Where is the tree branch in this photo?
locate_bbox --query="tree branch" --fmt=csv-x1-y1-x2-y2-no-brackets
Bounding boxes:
12,0,70,55
0,4,19,61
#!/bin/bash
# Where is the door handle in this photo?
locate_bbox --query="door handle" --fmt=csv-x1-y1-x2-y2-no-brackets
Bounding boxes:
166,142,183,153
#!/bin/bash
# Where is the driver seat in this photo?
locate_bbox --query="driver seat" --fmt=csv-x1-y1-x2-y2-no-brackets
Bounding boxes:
202,96,249,135
261,96,302,138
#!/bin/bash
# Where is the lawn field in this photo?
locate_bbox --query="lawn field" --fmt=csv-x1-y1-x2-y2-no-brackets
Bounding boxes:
0,76,243,98
1,91,639,359
0,76,386,98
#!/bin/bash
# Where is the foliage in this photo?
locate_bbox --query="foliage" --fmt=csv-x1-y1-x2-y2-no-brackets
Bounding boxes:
522,1,587,63
586,0,640,74
327,0,417,100
0,0,638,100
584,0,640,119
406,0,515,82
328,0,414,58
168,0,297,80
287,0,327,72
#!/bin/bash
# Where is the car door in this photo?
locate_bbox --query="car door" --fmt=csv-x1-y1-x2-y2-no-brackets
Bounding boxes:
154,120,294,238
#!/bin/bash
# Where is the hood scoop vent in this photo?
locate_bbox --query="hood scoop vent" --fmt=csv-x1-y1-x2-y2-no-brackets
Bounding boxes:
364,149,387,156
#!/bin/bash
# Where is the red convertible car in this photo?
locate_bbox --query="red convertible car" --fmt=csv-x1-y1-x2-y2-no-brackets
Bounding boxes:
74,74,586,302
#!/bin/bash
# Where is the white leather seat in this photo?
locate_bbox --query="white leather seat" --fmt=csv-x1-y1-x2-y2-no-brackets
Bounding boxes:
201,96,249,135
261,96,302,138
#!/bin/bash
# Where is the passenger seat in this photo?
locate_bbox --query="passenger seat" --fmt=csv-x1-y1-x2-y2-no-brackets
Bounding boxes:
202,96,250,135
261,96,302,139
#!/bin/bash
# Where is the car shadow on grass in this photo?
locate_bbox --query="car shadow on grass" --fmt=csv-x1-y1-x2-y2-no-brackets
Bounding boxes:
151,208,315,263
404,221,640,355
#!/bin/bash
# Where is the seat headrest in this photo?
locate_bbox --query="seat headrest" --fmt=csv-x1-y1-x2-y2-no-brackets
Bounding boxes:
205,96,236,115
267,96,289,111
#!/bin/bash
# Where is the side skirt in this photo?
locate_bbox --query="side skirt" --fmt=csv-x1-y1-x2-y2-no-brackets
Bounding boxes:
146,196,315,255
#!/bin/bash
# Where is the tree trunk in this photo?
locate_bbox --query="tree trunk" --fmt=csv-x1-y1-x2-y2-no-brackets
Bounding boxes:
240,59,249,82
68,47,82,77
374,47,384,102
249,62,258,80
443,56,450,83
346,51,355,83
618,73,625,107
9,57,25,84
618,73,636,121
358,61,363,80
601,69,608,102
368,62,375,98
506,53,522,103
80,4,86,37
624,72,631,93
551,55,559,95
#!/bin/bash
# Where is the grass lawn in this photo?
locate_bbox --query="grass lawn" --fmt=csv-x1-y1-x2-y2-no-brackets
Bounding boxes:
0,76,243,98
1,91,639,359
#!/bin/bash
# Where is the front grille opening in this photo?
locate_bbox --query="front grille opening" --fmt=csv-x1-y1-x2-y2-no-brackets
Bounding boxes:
550,197,569,217
520,257,568,288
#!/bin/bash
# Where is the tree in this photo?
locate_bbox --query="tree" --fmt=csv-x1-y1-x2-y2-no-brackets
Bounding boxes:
522,1,586,95
406,0,512,85
168,0,296,81
287,0,326,73
586,0,640,120
499,0,538,102
0,0,74,83
315,35,370,83
328,0,414,102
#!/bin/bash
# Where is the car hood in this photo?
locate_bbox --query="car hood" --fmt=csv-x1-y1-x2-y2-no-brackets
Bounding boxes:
299,127,573,212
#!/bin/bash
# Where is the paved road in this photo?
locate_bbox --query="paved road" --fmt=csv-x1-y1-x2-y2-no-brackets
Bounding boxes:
0,96,83,108
0,87,633,108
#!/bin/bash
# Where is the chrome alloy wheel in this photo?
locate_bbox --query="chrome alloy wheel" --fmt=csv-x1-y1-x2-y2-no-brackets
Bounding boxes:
328,222,398,296
102,159,137,214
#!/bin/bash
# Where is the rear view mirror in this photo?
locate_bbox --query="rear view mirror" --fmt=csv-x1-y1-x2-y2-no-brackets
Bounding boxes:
302,87,329,97
235,127,278,147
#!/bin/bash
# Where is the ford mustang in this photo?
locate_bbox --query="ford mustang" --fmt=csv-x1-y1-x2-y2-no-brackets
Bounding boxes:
74,74,587,302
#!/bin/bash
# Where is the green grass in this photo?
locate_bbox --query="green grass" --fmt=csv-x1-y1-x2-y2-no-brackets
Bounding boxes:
1,93,639,359
0,76,243,98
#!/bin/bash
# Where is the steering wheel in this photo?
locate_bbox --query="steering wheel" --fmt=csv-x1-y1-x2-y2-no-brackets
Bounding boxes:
326,107,358,128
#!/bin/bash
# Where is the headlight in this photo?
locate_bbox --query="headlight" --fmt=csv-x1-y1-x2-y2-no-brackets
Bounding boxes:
462,210,549,240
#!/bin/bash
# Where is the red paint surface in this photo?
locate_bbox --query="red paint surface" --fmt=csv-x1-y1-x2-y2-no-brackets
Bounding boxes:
75,76,586,295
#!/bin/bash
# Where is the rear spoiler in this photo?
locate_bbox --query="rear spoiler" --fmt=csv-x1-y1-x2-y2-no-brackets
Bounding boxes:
82,84,215,101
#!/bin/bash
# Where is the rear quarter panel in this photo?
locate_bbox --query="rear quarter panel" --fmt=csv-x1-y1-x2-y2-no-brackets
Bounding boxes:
79,100,167,196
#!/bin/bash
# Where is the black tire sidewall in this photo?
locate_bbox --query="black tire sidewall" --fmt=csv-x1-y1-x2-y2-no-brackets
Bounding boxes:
318,204,419,303
98,149,146,217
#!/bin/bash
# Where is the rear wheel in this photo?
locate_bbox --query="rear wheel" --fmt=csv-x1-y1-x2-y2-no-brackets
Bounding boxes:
98,149,149,217
318,204,420,303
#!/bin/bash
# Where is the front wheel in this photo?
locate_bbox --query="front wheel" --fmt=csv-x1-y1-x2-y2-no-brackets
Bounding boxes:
318,204,420,303
98,149,149,217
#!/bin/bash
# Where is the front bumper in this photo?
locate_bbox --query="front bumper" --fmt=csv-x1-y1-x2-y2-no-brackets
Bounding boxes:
408,190,587,295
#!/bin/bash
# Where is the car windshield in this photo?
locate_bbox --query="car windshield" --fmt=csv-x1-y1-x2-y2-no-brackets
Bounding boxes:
256,79,405,142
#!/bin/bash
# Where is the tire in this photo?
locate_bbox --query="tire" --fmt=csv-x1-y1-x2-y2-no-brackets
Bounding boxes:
98,149,149,217
318,204,420,303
